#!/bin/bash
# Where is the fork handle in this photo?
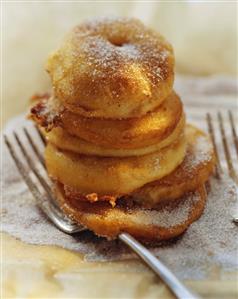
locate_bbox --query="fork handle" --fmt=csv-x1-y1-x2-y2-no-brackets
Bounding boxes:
119,233,200,299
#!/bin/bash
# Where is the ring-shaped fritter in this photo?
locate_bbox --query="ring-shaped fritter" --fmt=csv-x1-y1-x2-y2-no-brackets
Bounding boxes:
46,17,174,119
31,91,183,150
54,183,206,242
45,135,186,201
42,114,185,157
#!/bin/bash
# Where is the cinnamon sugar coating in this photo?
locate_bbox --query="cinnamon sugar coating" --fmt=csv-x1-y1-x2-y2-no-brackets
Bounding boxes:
54,183,207,241
46,17,174,119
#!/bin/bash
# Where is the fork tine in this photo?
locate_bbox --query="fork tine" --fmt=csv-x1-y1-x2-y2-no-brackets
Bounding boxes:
23,127,45,168
13,131,58,206
228,110,238,160
4,135,82,233
4,135,43,202
4,134,53,213
34,123,46,145
206,113,222,178
217,112,238,184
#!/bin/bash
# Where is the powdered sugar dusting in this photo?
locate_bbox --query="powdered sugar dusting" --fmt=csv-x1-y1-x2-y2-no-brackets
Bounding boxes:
64,16,172,88
155,176,238,279
153,157,161,170
192,135,213,166
129,191,200,228
181,133,213,178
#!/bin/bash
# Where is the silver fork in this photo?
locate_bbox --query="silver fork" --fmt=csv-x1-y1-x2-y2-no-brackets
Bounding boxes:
4,124,200,299
206,110,238,223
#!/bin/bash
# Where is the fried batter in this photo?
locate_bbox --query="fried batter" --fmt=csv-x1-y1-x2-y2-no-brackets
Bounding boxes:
131,125,215,207
46,17,174,119
31,91,184,150
54,183,207,241
45,134,186,199
42,114,185,157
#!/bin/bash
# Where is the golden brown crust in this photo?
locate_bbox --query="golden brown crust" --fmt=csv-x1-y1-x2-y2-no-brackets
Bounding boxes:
54,183,207,241
131,125,216,207
30,91,184,150
41,114,185,157
45,134,186,198
46,17,174,119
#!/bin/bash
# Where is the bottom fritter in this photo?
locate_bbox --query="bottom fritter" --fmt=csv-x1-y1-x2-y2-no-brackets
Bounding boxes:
54,182,207,242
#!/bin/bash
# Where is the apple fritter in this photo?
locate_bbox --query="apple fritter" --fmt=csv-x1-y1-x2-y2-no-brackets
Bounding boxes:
30,91,184,150
42,114,185,157
46,17,174,119
45,134,186,202
54,183,207,242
